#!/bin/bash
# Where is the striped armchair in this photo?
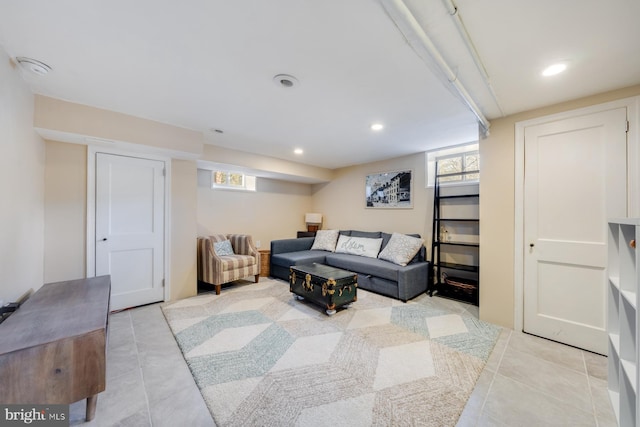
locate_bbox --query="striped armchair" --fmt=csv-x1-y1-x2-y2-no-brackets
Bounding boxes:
197,234,261,295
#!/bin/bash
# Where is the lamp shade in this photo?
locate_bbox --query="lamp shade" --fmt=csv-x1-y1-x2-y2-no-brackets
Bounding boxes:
305,213,322,224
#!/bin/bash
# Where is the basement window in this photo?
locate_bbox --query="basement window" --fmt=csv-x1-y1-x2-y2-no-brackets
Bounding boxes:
426,142,479,187
211,171,256,191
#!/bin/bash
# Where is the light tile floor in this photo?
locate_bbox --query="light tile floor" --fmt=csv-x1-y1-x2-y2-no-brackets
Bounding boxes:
69,303,214,427
69,286,616,427
457,328,617,427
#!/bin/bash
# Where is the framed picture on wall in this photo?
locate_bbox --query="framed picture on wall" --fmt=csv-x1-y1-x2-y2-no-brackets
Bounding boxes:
365,170,413,209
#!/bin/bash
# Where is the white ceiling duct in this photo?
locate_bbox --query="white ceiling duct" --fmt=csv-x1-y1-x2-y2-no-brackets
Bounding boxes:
379,0,490,134
441,0,504,117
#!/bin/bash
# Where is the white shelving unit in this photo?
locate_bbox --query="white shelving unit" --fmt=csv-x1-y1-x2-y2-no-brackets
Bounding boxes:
608,219,640,426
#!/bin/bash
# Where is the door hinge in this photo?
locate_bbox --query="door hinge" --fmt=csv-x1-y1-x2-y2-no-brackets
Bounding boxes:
162,279,165,288
162,168,166,177
626,120,630,133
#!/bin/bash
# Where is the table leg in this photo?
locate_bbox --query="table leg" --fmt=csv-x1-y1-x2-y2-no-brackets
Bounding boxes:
86,395,98,421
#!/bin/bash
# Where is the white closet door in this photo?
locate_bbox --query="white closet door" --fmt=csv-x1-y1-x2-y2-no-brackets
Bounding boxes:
523,107,627,354
95,153,165,311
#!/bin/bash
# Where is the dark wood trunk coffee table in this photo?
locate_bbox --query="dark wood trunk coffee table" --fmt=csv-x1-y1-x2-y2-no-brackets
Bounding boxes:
289,263,357,315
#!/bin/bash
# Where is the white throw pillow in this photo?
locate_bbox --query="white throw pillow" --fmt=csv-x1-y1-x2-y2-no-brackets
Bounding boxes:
377,233,424,266
335,235,383,258
310,229,340,252
213,239,235,256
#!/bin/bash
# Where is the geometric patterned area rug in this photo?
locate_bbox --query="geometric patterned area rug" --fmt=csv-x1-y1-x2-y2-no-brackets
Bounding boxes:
161,279,501,426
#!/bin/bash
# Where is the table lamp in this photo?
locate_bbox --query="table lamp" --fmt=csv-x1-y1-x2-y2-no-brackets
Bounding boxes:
305,213,323,232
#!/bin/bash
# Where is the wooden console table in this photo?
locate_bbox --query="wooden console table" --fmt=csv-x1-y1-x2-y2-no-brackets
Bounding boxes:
0,276,111,421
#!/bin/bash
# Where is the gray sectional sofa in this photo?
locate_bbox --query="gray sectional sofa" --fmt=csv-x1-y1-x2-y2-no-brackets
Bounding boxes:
270,230,429,302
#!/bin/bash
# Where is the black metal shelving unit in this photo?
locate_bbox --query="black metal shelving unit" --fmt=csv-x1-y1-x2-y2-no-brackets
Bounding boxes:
429,166,480,305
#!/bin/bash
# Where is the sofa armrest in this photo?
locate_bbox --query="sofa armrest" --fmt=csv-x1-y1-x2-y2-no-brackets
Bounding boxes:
397,261,429,302
271,237,315,254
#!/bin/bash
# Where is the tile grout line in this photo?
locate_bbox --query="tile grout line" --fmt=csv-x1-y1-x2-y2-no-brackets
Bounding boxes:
129,310,154,427
491,369,599,423
492,366,597,419
497,338,599,414
476,328,512,423
581,351,601,426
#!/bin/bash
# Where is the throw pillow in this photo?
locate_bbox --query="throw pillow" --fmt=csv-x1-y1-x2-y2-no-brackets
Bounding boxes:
377,233,424,266
213,239,235,256
310,229,339,252
335,235,383,258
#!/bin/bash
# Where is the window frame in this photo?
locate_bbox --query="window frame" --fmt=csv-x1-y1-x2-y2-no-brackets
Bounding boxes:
211,170,256,191
425,142,479,188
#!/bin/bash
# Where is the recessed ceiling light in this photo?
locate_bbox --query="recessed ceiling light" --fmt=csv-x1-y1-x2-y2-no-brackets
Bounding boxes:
371,123,384,131
294,148,303,155
15,56,51,76
542,63,567,77
273,74,299,88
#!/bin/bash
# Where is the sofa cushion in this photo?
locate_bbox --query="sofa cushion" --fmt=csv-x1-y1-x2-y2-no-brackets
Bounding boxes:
214,239,234,256
271,251,327,268
350,230,382,239
310,229,339,252
325,253,400,282
335,235,383,258
378,233,424,266
381,232,392,250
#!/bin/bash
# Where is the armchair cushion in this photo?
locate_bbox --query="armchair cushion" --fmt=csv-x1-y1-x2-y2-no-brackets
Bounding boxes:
219,255,256,271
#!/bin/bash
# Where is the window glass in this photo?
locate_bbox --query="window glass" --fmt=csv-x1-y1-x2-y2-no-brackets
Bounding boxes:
426,143,479,187
211,171,255,191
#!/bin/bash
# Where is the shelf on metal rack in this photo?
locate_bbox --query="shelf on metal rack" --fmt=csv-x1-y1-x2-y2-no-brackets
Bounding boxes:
436,262,479,273
438,194,479,199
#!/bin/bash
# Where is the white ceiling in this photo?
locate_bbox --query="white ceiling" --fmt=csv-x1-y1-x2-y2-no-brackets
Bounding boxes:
1,0,639,169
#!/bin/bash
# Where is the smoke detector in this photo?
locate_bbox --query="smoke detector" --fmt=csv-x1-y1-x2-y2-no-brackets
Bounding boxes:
273,74,299,88
16,57,52,76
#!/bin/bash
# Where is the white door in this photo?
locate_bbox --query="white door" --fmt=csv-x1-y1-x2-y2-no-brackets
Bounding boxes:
523,107,627,354
96,153,165,311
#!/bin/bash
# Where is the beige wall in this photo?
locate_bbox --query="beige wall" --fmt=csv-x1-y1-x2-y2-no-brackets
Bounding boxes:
197,170,313,247
480,84,640,328
12,46,638,319
41,143,201,302
202,145,333,184
34,95,204,301
40,143,201,302
35,96,203,157
171,160,198,300
312,153,431,237
0,54,46,303
44,141,87,282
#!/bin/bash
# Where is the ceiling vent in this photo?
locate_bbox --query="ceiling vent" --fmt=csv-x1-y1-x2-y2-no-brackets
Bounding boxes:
273,74,299,88
16,57,51,75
